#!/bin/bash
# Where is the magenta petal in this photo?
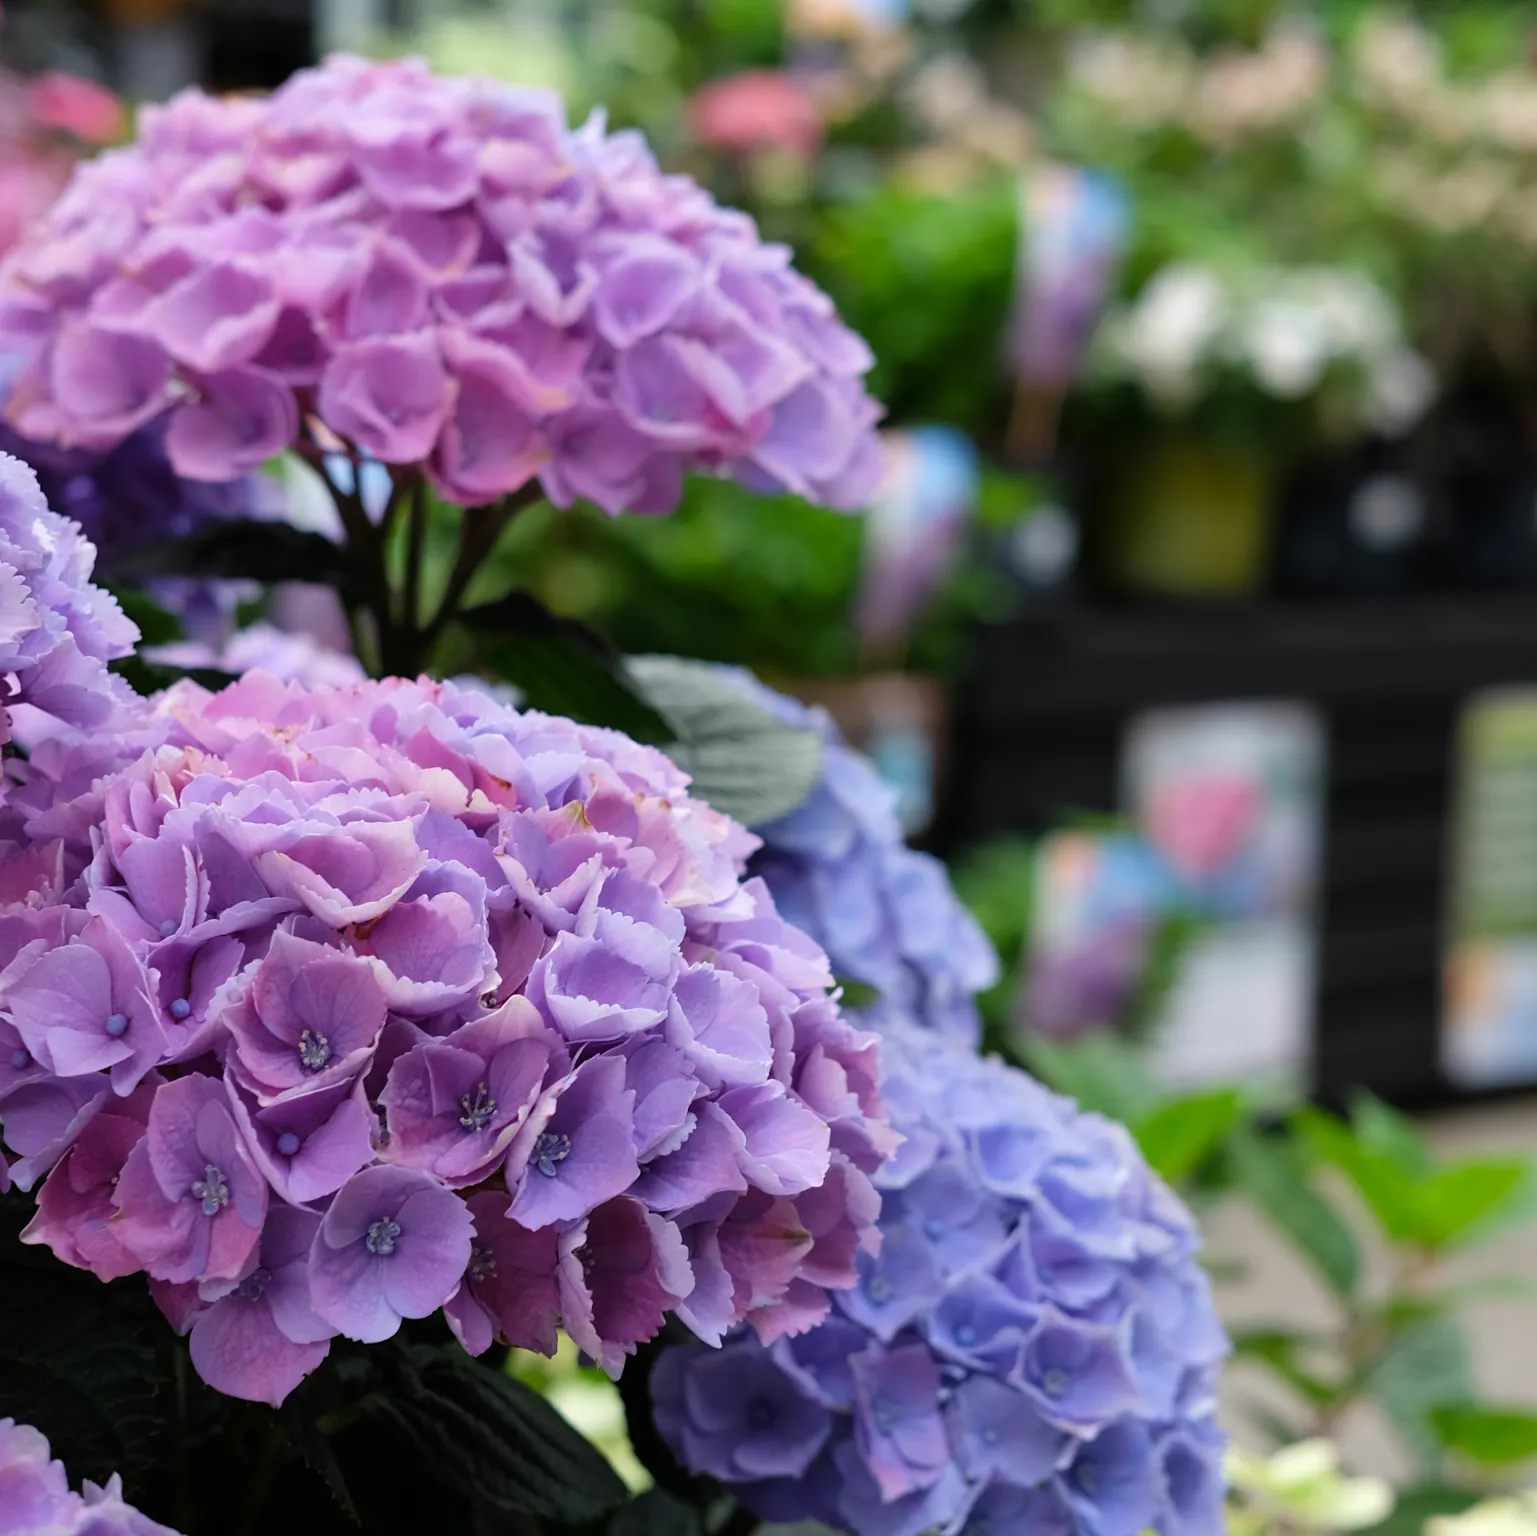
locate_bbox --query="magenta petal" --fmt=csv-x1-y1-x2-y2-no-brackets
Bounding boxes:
111,1141,205,1283
336,239,430,340
143,261,280,373
189,1291,330,1408
317,331,450,465
165,368,298,480
49,321,169,445
592,236,700,349
430,331,547,504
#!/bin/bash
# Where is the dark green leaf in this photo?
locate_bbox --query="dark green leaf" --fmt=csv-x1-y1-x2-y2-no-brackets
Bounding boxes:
1226,1124,1360,1299
113,656,240,699
1431,1404,1537,1466
1369,1317,1475,1472
283,1404,360,1526
835,977,882,1011
106,585,183,646
361,1344,627,1526
1134,1089,1244,1185
626,654,824,826
1014,1032,1160,1126
459,592,672,744
615,1334,711,1503
115,521,350,590
606,1488,701,1535
0,1189,170,1490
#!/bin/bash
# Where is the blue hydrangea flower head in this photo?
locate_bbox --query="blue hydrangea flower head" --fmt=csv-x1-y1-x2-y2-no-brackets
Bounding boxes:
732,672,997,1046
653,1024,1229,1536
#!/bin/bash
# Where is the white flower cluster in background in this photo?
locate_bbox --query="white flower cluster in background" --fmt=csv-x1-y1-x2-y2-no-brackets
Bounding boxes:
1226,1441,1394,1536
1091,261,1435,436
1067,25,1329,144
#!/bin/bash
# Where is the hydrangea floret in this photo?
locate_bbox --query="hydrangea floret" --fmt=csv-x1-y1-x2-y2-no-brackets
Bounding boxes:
0,672,891,1406
654,1024,1229,1536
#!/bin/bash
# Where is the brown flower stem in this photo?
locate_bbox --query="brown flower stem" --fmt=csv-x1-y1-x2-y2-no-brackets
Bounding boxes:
290,437,542,678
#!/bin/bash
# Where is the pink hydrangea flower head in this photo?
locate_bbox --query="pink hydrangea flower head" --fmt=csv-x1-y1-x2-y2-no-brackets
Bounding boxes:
0,56,882,514
2,672,891,1406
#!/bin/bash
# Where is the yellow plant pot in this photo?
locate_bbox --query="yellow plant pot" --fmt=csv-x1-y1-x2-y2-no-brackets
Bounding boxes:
1102,440,1275,598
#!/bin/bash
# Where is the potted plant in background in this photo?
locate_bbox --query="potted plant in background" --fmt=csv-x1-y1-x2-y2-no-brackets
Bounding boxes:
1077,256,1433,597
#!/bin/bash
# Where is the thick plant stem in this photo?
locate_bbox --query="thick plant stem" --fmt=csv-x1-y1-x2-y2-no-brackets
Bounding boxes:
403,476,428,637
312,448,542,678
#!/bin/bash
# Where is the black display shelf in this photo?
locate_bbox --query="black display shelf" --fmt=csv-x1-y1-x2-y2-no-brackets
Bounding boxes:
198,0,312,93
940,592,1537,1109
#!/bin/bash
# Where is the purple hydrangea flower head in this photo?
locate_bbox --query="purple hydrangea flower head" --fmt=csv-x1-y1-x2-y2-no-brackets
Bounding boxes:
0,401,288,579
653,1025,1228,1536
0,1418,182,1536
0,56,882,515
726,672,997,1044
0,452,137,754
2,672,890,1406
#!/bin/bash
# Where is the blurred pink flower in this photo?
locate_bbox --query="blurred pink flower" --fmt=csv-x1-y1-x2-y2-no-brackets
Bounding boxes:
25,73,123,145
1146,775,1258,881
690,70,824,157
0,149,70,260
